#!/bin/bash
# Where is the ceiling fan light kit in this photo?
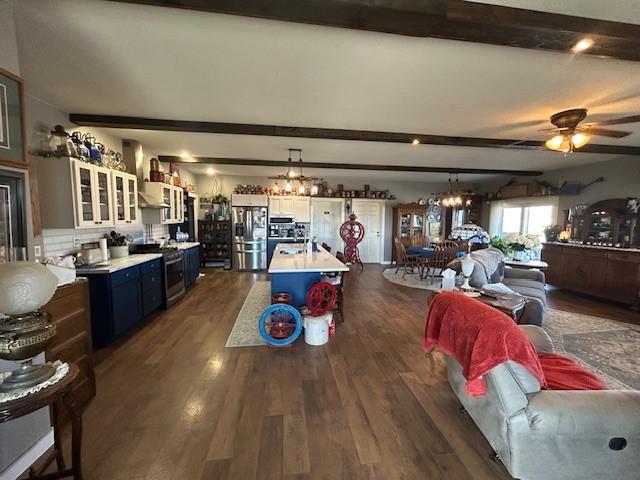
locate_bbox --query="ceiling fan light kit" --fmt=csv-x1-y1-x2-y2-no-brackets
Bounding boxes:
544,108,637,153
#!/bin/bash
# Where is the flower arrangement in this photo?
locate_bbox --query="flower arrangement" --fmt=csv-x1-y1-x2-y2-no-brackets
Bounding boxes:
489,235,513,256
504,233,540,251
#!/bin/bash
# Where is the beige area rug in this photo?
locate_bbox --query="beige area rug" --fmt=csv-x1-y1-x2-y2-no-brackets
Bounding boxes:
544,309,640,390
383,268,639,390
382,267,444,291
225,281,270,347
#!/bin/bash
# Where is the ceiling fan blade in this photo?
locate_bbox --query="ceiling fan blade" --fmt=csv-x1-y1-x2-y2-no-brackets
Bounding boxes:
538,127,568,133
589,114,640,126
583,127,631,138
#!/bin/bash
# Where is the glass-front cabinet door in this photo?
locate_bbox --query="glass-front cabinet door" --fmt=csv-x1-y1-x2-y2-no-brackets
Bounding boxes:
162,186,172,224
73,161,97,227
93,166,113,225
112,171,138,224
177,189,184,222
112,173,127,224
400,213,411,238
127,175,138,223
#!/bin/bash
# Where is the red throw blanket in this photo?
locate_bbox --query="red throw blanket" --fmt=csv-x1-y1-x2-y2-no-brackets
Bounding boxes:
538,353,607,391
424,292,547,396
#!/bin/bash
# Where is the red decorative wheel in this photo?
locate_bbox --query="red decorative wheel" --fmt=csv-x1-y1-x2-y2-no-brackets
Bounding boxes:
340,214,365,269
306,281,337,316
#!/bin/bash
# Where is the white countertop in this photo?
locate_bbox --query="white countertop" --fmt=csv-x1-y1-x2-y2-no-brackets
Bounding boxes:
174,242,200,250
76,253,163,274
268,243,349,274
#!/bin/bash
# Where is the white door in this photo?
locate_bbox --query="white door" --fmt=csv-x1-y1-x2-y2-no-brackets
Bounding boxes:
311,199,344,251
352,200,383,263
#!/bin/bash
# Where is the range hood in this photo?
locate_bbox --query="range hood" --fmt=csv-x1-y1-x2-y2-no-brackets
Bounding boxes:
138,191,169,209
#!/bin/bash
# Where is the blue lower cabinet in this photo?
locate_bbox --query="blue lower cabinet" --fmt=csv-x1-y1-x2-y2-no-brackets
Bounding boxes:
112,277,142,337
79,260,164,349
183,246,200,288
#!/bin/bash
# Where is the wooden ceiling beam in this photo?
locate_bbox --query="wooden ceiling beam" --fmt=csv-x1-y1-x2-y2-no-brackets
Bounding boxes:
107,0,640,62
70,114,640,155
158,156,542,176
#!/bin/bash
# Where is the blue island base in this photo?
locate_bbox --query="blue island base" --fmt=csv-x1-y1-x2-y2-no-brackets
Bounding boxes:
270,272,321,308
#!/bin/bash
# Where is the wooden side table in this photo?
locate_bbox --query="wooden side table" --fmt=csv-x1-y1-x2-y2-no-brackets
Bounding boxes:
0,364,83,480
431,290,526,321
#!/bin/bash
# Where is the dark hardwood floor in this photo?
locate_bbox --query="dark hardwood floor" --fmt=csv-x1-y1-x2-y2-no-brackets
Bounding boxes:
56,265,639,480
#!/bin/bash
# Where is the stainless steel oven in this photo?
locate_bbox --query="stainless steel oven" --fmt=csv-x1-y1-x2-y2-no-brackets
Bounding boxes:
164,250,185,308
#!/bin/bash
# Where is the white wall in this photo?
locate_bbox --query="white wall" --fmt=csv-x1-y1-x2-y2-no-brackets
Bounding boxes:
0,1,52,477
479,156,640,227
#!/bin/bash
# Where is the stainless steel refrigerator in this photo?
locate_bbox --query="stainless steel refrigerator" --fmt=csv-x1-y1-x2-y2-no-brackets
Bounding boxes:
232,206,268,270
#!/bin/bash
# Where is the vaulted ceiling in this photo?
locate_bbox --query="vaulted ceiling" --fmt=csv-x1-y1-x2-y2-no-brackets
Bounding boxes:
13,0,640,182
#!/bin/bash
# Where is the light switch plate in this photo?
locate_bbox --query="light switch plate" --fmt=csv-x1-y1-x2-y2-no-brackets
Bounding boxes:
34,245,42,257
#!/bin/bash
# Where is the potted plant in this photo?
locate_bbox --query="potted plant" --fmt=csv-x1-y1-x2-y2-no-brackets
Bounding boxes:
544,224,563,242
489,235,513,256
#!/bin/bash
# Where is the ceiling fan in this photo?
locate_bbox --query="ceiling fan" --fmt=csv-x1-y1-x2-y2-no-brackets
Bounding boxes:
543,108,640,152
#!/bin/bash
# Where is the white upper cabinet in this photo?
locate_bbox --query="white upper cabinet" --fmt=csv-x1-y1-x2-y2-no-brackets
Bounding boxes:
142,182,184,224
268,196,310,222
112,170,139,225
36,157,140,229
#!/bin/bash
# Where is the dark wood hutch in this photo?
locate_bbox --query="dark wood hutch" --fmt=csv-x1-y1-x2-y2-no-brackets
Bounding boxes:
542,198,640,309
392,203,443,260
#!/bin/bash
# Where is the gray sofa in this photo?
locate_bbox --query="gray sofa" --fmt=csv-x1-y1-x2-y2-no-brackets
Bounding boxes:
447,250,547,326
446,325,640,480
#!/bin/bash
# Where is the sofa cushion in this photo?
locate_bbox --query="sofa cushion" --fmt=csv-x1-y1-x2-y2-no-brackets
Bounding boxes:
502,278,547,306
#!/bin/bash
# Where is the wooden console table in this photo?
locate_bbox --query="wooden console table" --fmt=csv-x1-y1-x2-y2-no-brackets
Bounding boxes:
541,242,640,309
0,364,83,480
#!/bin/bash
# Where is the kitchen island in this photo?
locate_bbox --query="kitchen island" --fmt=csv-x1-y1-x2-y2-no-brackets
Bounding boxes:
268,243,349,307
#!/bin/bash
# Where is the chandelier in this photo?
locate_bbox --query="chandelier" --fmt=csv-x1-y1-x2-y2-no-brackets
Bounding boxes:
438,174,473,208
269,148,322,195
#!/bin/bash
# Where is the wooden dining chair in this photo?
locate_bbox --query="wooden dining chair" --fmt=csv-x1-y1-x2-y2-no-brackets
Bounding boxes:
394,238,428,279
425,241,458,283
334,251,347,323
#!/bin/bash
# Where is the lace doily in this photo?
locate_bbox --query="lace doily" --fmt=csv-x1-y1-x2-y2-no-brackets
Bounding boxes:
0,361,69,403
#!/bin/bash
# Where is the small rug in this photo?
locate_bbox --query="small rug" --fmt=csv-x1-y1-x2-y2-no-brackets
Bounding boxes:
382,267,443,292
544,309,640,390
225,281,270,347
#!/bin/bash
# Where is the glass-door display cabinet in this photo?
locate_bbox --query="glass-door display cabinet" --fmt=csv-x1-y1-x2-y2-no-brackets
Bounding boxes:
569,198,639,247
392,203,430,261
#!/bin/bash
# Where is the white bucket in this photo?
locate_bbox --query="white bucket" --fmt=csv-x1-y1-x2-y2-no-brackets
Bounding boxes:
303,312,332,346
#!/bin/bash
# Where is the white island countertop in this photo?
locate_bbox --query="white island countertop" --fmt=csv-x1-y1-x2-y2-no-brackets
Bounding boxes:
268,243,349,274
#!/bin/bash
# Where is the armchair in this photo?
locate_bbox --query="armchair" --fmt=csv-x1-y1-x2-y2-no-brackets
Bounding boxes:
446,325,640,480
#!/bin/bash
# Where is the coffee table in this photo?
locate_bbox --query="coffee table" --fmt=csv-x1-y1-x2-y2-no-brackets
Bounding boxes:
431,290,526,321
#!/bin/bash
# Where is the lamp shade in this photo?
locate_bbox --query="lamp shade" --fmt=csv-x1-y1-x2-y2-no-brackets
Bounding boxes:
450,223,490,244
0,262,58,315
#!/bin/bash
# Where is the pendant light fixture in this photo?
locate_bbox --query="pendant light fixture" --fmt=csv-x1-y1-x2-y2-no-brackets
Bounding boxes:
269,148,322,195
439,174,473,208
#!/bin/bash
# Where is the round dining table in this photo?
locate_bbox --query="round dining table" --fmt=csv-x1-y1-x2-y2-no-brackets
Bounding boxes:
406,246,466,258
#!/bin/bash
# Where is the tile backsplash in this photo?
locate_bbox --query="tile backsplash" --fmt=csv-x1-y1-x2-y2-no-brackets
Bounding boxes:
42,225,144,258
42,224,172,258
